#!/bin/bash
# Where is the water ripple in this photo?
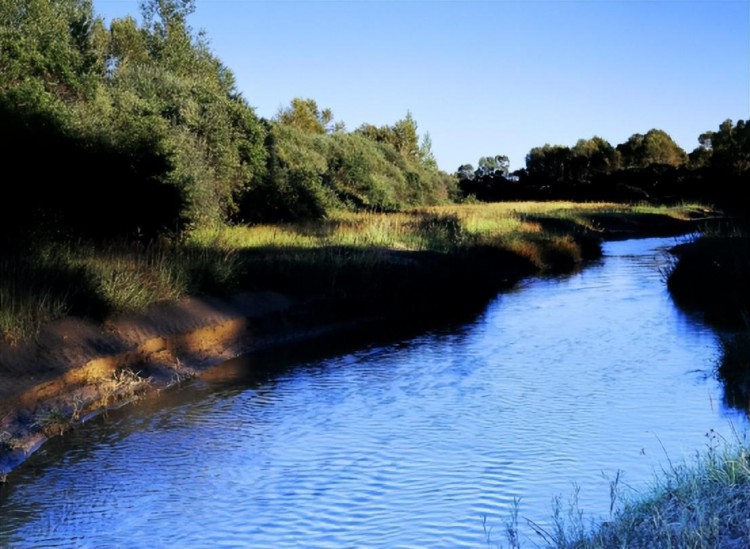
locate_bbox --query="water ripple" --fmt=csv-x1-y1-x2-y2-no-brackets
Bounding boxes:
0,237,747,548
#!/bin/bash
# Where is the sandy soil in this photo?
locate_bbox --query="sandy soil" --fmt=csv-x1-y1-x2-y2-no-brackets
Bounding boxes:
0,291,337,475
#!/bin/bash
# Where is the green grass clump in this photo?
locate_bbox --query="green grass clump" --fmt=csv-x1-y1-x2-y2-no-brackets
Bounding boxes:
563,439,750,548
0,253,87,343
494,436,750,549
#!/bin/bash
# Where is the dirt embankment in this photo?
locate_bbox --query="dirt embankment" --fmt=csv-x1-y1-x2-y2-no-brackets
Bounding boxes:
0,291,379,477
0,213,714,479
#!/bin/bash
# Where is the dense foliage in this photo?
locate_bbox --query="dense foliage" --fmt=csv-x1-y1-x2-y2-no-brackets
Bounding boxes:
1,0,747,244
457,121,749,212
238,103,456,222
0,0,454,244
0,0,268,241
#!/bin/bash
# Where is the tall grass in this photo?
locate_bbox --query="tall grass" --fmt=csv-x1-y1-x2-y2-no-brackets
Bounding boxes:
1,202,709,344
0,241,240,343
561,436,750,549
0,258,71,344
492,434,750,549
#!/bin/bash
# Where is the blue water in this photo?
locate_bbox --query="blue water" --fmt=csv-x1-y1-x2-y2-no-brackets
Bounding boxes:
0,236,746,547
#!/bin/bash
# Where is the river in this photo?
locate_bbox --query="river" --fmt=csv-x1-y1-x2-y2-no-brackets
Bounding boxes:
0,236,747,547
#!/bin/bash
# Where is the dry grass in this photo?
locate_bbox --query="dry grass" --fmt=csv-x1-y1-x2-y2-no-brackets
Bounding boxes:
1,202,709,343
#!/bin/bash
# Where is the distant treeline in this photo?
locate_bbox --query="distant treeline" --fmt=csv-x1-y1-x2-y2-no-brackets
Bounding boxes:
1,0,748,247
0,0,454,244
458,123,750,214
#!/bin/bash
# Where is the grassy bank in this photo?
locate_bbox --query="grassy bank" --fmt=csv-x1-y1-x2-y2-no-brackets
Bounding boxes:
0,201,710,482
666,226,750,412
667,227,750,328
519,222,750,549
1,201,708,344
496,434,750,548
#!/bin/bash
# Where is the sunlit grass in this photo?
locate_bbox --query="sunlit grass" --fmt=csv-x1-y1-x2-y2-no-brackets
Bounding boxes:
1,202,711,344
193,201,705,252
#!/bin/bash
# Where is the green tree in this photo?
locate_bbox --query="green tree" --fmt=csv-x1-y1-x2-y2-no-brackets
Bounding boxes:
390,112,420,159
570,136,619,181
701,119,750,175
275,97,334,134
0,0,100,97
103,0,266,225
355,112,420,160
456,164,475,181
108,16,150,73
617,129,687,169
525,144,572,183
0,0,266,236
476,155,510,178
418,132,438,170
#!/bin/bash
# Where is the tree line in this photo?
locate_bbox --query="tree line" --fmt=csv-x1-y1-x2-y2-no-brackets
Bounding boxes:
458,122,749,210
0,0,454,245
1,0,748,248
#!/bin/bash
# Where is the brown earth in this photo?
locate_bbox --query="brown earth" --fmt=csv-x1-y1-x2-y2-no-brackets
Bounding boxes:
0,291,373,476
0,213,717,479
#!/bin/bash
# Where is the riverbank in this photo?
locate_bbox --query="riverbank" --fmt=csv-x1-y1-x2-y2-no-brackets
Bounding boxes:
501,434,750,548
0,202,714,480
519,221,750,549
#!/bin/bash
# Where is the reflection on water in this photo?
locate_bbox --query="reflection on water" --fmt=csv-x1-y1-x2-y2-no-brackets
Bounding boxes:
0,237,747,548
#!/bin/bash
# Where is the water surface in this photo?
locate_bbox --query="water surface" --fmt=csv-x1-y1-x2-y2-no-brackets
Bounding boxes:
0,236,746,547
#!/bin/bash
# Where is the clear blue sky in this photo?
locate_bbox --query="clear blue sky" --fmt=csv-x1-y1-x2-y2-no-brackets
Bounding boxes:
95,0,749,172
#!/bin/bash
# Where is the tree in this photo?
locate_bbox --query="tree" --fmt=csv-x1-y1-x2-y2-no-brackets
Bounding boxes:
275,98,334,134
456,164,475,181
0,0,267,236
356,112,420,160
0,0,101,97
704,119,750,175
390,112,420,159
418,132,438,170
108,16,150,74
476,155,510,178
570,136,619,181
688,144,712,170
617,129,687,169
525,144,572,183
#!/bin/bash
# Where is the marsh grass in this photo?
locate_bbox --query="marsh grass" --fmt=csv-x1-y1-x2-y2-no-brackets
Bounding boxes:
0,202,707,343
492,433,750,549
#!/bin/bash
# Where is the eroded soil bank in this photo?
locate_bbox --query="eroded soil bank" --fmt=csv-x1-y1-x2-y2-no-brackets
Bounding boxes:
0,214,710,480
0,291,385,476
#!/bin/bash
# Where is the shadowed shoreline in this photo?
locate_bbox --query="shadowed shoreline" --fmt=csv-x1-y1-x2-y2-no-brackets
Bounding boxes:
0,208,709,480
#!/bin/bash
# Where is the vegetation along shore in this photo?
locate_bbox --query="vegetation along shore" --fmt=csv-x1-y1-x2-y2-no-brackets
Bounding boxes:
2,1,750,546
0,202,711,479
